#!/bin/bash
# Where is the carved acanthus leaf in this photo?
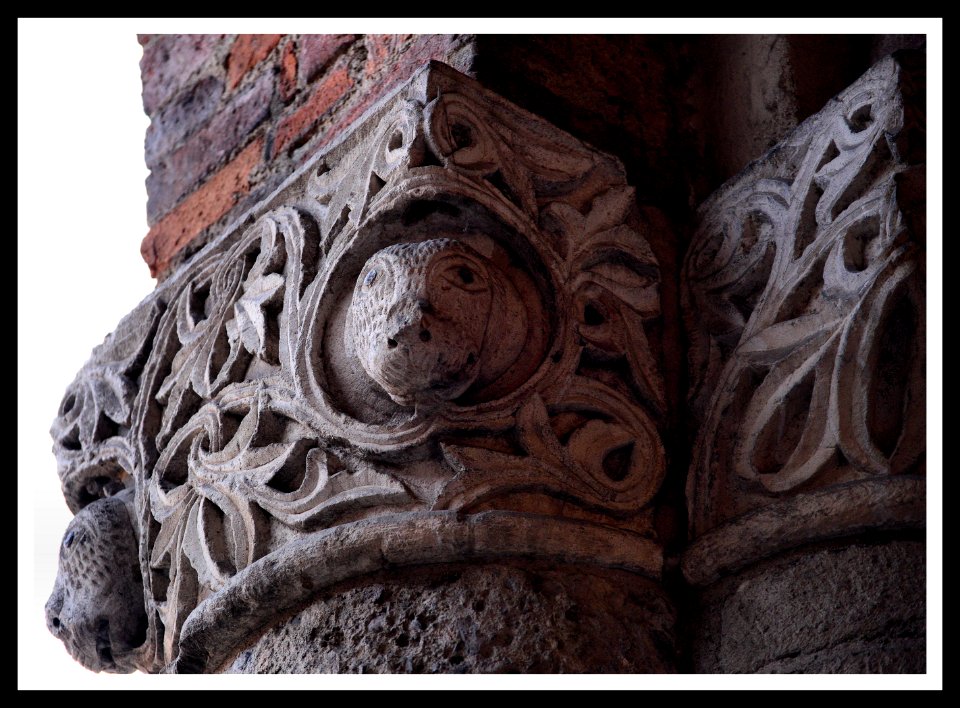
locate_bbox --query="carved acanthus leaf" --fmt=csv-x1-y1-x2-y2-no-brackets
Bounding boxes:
229,272,284,363
683,56,924,534
437,385,664,514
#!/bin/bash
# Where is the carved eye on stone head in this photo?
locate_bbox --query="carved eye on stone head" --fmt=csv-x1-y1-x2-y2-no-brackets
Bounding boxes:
434,255,489,294
358,260,394,298
63,530,76,548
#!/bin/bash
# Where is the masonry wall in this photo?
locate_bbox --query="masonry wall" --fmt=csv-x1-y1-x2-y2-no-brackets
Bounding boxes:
137,33,923,285
135,34,925,572
138,34,476,278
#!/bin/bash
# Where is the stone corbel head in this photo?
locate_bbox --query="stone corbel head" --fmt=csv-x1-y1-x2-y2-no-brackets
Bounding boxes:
346,237,527,411
45,489,150,673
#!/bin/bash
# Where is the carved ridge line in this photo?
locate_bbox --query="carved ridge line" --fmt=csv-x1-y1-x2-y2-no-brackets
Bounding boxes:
680,476,924,587
171,510,663,673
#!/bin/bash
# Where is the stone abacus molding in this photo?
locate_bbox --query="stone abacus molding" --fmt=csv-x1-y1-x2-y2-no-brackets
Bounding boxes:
46,62,669,673
681,54,925,586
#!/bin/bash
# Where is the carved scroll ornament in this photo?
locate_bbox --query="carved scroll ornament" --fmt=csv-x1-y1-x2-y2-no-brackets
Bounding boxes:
682,55,925,583
46,62,668,672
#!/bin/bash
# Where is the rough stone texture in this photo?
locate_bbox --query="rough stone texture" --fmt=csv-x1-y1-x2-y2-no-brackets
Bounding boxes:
756,637,925,674
469,37,924,556
692,538,925,673
678,51,926,675
50,298,163,514
347,239,532,408
45,39,928,675
681,476,924,587
169,512,663,674
224,564,676,673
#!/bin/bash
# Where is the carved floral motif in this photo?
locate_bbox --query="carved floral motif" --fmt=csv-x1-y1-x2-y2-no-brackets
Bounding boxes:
683,56,925,536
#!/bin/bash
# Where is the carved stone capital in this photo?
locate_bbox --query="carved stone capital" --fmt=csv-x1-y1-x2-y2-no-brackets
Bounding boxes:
47,62,670,673
682,54,925,584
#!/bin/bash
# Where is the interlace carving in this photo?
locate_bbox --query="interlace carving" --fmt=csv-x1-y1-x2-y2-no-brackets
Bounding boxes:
683,56,925,537
47,63,668,671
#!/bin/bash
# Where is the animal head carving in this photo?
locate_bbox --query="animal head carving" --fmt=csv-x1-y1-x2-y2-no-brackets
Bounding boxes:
346,238,527,409
45,490,148,673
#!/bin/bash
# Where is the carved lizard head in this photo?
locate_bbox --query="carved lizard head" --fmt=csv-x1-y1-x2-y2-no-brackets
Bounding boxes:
347,238,526,409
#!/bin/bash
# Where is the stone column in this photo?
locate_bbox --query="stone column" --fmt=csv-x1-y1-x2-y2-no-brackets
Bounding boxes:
45,62,677,673
681,52,926,673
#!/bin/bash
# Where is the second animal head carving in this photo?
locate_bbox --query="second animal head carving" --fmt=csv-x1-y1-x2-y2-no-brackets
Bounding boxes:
45,489,150,673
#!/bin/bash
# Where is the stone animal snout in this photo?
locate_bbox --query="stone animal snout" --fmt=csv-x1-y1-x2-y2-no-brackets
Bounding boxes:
45,491,148,673
347,238,526,409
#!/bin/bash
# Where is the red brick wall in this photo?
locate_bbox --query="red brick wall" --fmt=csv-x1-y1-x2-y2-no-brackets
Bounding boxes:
138,34,476,279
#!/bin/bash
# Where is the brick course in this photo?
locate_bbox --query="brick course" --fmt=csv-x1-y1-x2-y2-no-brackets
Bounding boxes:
139,34,475,279
271,62,355,159
298,34,357,84
144,76,224,168
140,35,225,115
141,137,263,278
146,70,274,223
226,34,282,89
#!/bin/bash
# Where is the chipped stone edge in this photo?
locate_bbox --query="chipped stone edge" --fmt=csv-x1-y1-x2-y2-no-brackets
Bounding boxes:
681,476,924,587
171,510,663,673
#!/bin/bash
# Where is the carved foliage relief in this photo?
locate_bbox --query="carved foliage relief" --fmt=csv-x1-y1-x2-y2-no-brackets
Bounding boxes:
683,56,925,536
48,64,668,670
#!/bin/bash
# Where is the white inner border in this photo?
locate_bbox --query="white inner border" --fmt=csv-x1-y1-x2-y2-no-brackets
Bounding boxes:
18,17,942,690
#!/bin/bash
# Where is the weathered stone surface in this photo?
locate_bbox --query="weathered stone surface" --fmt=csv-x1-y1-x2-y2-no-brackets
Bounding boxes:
169,511,663,673
755,637,926,673
681,476,924,586
224,564,676,673
678,52,926,677
49,61,670,673
51,299,163,514
347,238,530,408
692,539,925,674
